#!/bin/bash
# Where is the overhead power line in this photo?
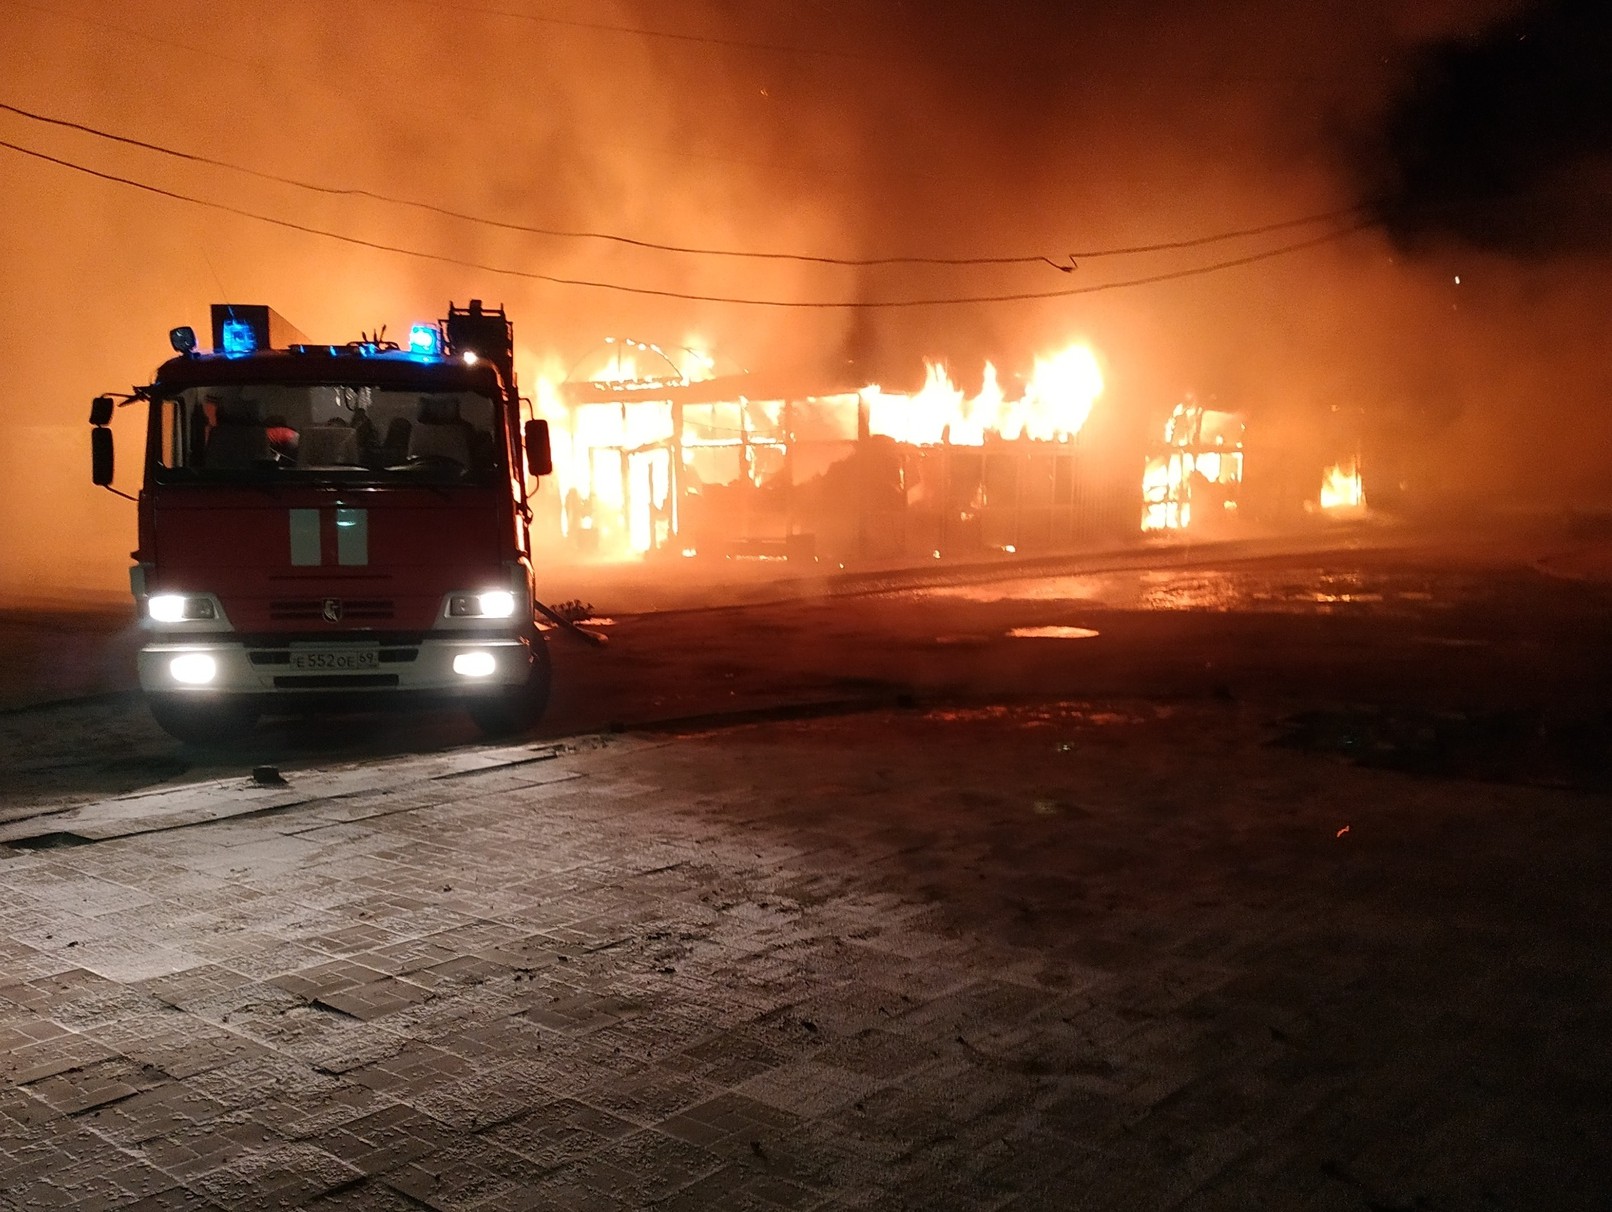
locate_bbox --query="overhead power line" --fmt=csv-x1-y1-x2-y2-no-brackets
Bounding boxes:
0,136,1373,309
375,0,1330,85
0,98,1364,270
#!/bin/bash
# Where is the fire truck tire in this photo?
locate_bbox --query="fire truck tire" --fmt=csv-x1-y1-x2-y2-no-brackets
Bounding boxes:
468,633,552,737
148,695,260,745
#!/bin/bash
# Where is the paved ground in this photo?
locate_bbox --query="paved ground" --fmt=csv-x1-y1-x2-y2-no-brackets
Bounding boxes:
2,693,1608,1210
2,522,1609,1209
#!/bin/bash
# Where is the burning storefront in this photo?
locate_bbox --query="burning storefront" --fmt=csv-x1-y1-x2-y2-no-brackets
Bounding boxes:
533,337,1376,563
1141,395,1248,533
541,340,1142,564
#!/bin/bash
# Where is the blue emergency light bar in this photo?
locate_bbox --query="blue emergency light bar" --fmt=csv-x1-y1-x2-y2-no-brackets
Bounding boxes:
220,318,258,356
409,323,443,357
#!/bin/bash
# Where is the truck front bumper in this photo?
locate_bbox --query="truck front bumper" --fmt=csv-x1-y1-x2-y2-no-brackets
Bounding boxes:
138,633,536,703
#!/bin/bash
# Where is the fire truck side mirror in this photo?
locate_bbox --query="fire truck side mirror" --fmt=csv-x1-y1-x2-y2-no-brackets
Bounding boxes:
90,396,115,426
523,418,553,478
91,426,115,486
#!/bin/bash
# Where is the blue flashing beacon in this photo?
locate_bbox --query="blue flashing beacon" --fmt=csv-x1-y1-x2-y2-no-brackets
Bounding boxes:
409,323,443,357
220,318,258,356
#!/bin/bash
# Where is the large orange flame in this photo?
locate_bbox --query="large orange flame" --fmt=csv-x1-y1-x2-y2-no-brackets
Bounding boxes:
866,342,1104,447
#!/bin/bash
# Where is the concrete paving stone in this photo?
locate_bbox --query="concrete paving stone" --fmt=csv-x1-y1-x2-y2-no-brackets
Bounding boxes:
46,938,209,984
312,1103,459,1177
550,1126,723,1205
314,973,448,1018
787,984,923,1040
579,1066,724,1129
522,989,651,1036
187,1141,363,1210
398,1061,581,1132
20,1053,165,1115
476,1096,636,1169
377,1134,547,1209
808,1027,944,1081
76,1079,232,1146
0,939,79,988
0,1082,59,1136
176,934,333,980
109,1186,224,1211
587,1008,746,1069
843,949,982,1004
106,1022,271,1082
657,1091,802,1150
299,1177,432,1211
352,935,469,979
131,1110,288,1181
11,873,160,918
348,1042,477,1095
662,1026,794,1087
444,1013,561,1063
296,923,411,960
0,964,123,1013
267,959,395,1002
471,937,570,975
648,1163,827,1212
405,955,518,994
180,1052,344,1113
242,1080,392,1143
0,1009,74,1051
735,1060,882,1120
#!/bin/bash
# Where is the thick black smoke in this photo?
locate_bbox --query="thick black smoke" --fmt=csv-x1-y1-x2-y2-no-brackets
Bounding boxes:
1366,0,1612,256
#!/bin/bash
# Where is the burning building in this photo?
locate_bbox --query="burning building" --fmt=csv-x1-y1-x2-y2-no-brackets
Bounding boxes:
542,340,1144,564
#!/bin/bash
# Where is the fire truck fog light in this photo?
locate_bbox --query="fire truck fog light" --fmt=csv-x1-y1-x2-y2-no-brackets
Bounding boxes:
454,652,497,678
478,591,516,618
169,654,217,684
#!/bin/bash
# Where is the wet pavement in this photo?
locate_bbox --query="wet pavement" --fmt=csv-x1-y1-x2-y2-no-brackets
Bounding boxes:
1,525,1610,1208
1,699,1608,1210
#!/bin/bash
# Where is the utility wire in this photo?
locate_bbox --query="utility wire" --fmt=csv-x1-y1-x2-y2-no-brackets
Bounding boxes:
377,0,917,65
0,98,1363,270
375,0,1329,84
0,136,1374,309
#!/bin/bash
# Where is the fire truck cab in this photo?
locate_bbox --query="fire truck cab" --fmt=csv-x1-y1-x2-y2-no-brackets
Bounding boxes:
91,301,554,744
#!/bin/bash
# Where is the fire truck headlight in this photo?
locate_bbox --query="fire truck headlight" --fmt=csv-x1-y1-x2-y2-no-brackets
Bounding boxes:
453,651,497,678
477,591,516,618
446,590,519,619
148,594,218,623
169,653,217,685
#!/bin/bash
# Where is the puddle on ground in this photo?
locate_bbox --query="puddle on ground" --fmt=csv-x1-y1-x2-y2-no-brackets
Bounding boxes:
1008,626,1101,639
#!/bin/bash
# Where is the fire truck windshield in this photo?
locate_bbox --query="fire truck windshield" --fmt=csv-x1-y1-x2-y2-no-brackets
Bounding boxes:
150,384,503,484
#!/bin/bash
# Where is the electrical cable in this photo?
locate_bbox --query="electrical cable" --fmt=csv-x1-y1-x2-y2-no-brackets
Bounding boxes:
0,99,1363,270
0,136,1373,308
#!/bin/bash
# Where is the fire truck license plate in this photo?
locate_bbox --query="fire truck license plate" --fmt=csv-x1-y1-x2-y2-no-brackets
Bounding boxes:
290,650,380,672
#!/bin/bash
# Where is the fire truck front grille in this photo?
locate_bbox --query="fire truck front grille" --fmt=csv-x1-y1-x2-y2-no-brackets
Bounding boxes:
249,648,419,666
269,599,395,622
272,674,401,690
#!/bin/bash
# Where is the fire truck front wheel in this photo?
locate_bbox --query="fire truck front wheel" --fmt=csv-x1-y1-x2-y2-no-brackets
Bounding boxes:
148,695,260,745
467,635,552,737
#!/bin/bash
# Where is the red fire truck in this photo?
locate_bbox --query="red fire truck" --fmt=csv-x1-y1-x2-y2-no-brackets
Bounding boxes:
90,301,554,744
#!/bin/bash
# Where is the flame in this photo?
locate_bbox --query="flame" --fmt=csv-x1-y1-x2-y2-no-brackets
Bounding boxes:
1320,460,1366,511
1016,345,1103,441
865,342,1104,447
538,338,1106,561
1140,398,1244,532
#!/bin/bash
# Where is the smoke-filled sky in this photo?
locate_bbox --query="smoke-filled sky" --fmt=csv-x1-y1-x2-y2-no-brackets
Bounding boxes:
1,0,1607,601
